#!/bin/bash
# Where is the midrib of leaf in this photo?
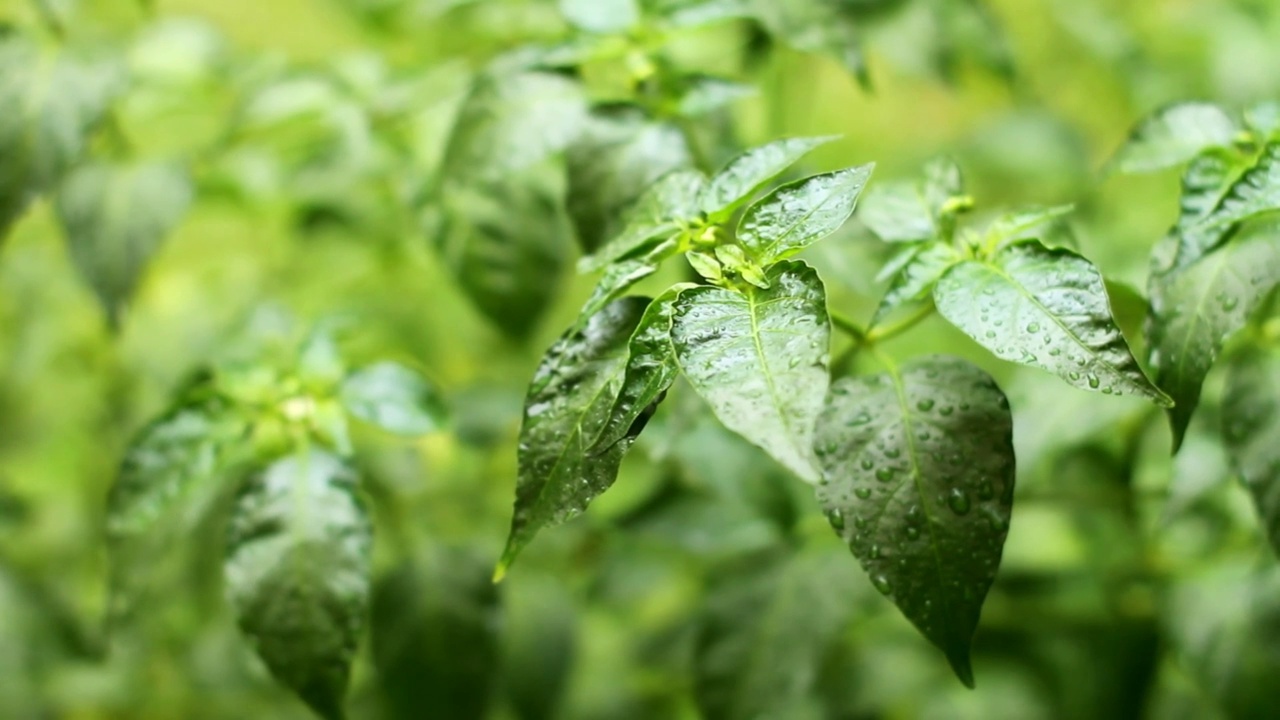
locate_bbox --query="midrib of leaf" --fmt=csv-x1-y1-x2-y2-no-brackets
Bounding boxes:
746,284,798,462
758,176,850,256
1163,245,1235,394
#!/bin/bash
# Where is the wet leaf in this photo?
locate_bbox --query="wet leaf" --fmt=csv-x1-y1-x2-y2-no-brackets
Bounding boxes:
1153,149,1248,276
1188,142,1280,239
980,204,1075,251
699,136,837,219
1111,102,1239,174
872,242,959,325
736,164,874,265
225,449,373,720
579,169,707,272
575,259,660,327
671,261,830,482
1221,347,1280,556
934,240,1170,405
498,297,650,575
814,355,1015,687
341,361,447,436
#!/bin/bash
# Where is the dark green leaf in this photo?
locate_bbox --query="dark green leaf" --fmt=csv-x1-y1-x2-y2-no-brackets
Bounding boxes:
371,546,500,720
225,449,372,720
341,361,447,436
1111,102,1239,174
578,168,706,272
699,136,837,219
498,297,650,576
499,574,576,720
736,164,873,265
814,355,1015,687
565,108,691,253
1222,347,1280,556
588,285,690,453
671,261,830,482
55,161,193,323
934,240,1170,405
1147,220,1280,449
872,242,959,325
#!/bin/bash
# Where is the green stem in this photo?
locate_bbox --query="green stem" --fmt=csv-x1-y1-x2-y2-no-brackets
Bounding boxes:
829,309,866,342
32,0,67,40
866,302,935,343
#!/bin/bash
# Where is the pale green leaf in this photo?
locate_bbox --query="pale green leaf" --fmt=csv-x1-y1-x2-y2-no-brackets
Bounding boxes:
341,361,447,436
699,136,838,219
1245,101,1280,140
1112,102,1239,174
981,204,1075,251
225,449,372,720
872,242,959,325
934,240,1170,405
737,164,873,265
671,260,830,482
815,355,1015,687
675,75,756,117
498,298,649,575
1148,220,1280,449
56,161,193,323
1222,347,1280,556
858,181,936,243
560,0,639,32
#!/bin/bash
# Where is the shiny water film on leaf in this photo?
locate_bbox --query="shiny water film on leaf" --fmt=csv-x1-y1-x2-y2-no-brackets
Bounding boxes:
814,355,1015,687
1147,220,1280,449
736,163,873,265
934,240,1171,405
671,260,830,483
1111,102,1239,174
698,135,837,218
340,361,447,436
498,297,650,576
1222,347,1280,556
578,168,707,272
225,449,372,720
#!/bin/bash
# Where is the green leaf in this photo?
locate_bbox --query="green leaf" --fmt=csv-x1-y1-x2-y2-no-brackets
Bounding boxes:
0,37,122,236
225,449,372,720
588,285,690,453
1189,142,1280,236
371,546,500,720
1153,149,1247,275
657,0,754,28
1148,220,1280,449
872,242,959,325
499,574,576,720
814,355,1015,687
699,136,838,219
1111,102,1239,174
748,0,868,84
934,240,1170,405
565,107,692,253
576,259,660,327
433,167,572,338
858,181,937,242
674,75,756,117
1245,101,1280,140
980,204,1075,251
55,161,193,324
736,164,873,265
671,260,830,482
694,548,859,720
1222,347,1280,556
578,168,707,272
560,0,639,32
341,361,447,435
498,297,650,576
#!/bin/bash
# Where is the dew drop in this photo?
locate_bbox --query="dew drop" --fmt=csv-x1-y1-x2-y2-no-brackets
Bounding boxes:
976,480,994,500
1087,374,1100,389
860,457,874,470
939,405,954,416
1026,322,1040,333
885,448,901,459
854,487,872,500
917,399,935,411
947,488,971,515
871,574,892,595
875,467,895,483
826,508,845,531
905,526,920,540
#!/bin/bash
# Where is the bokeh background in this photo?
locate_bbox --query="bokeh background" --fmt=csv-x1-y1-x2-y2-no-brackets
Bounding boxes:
1,0,1279,717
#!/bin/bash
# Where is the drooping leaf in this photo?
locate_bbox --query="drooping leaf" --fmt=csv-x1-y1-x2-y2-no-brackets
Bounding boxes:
565,107,692,253
1222,347,1280,556
588,285,690,453
814,355,1015,687
560,0,639,32
0,36,122,236
371,546,500,720
55,161,193,323
693,548,859,720
578,168,707,272
699,136,838,219
225,449,372,720
934,240,1171,405
498,297,650,575
341,361,447,436
671,260,830,482
1147,220,1280,449
1111,102,1239,174
872,242,959,325
736,164,873,265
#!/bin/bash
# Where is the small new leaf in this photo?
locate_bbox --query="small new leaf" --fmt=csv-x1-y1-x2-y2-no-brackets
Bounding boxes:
1222,347,1280,556
1111,102,1239,174
737,164,874,265
699,136,838,220
341,362,447,436
815,355,1015,687
225,449,373,720
498,298,650,576
934,240,1170,405
858,182,937,243
671,261,830,483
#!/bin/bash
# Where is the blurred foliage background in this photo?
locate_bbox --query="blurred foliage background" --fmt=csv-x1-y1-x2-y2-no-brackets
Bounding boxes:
1,0,1279,718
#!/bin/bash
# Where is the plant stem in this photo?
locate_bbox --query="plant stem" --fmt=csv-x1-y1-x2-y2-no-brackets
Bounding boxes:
32,0,67,40
829,309,866,342
866,303,934,343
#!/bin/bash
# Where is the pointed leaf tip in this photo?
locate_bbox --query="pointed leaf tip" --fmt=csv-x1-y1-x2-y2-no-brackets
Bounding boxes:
947,647,976,689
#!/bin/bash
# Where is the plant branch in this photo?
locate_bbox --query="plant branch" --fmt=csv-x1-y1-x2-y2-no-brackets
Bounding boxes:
866,302,935,343
829,309,866,342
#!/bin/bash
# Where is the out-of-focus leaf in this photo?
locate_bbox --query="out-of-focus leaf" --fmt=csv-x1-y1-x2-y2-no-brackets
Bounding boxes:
1221,346,1280,554
497,298,649,575
671,261,829,482
560,0,639,32
674,75,756,117
1111,102,1239,174
499,574,576,720
371,546,500,720
872,242,959,325
55,161,193,324
699,136,837,219
579,168,706,272
575,259,660,327
341,361,447,436
1245,101,1280,140
934,240,1171,405
225,449,372,720
1147,219,1280,450
814,355,1015,687
980,204,1075,251
858,182,936,242
749,0,868,83
736,164,874,265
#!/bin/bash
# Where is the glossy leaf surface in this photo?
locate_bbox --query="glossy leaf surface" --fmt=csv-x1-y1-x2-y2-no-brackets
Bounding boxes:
736,164,873,265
